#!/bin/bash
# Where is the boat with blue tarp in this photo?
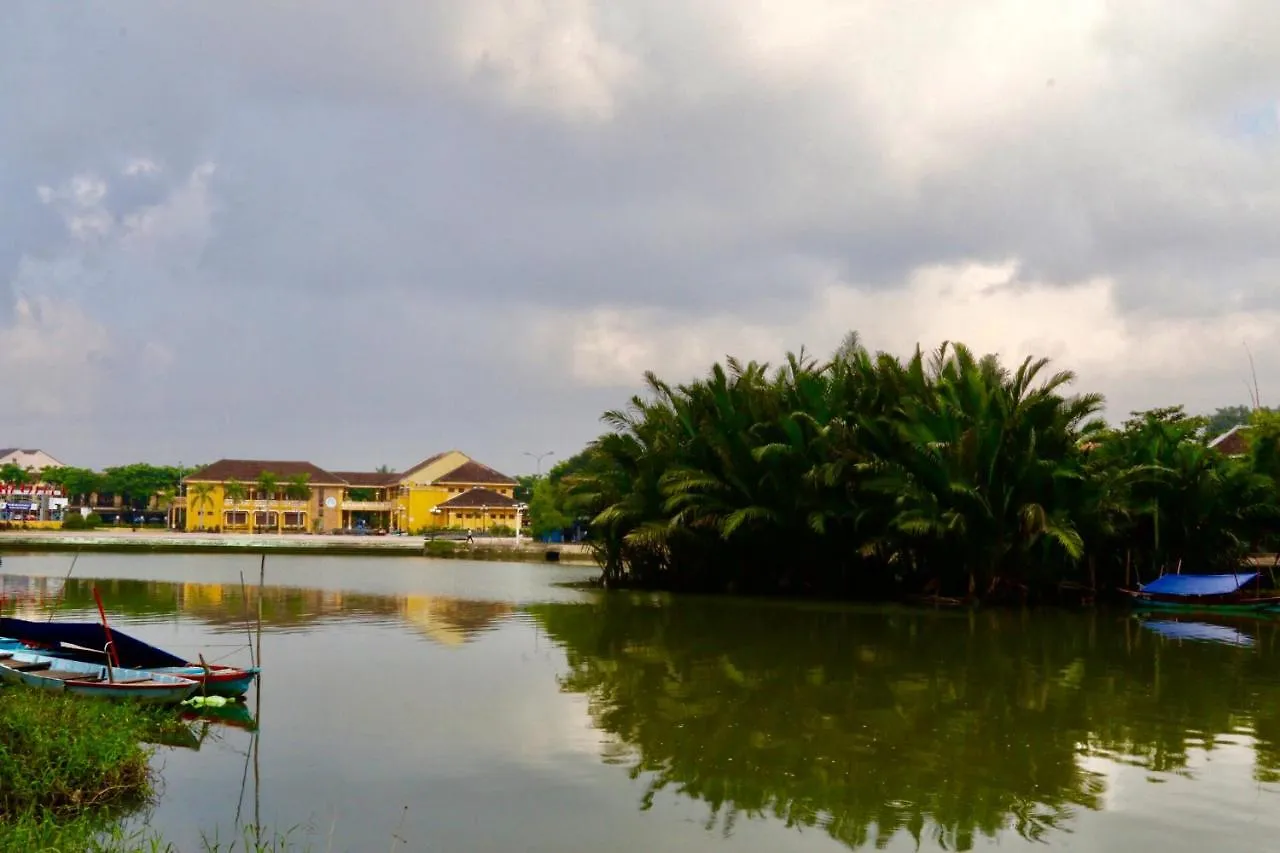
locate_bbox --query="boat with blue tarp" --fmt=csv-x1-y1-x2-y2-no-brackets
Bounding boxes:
1121,571,1280,612
0,616,259,697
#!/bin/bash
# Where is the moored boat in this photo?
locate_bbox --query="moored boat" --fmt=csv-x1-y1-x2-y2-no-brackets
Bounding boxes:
0,616,259,698
1120,572,1280,612
0,650,199,705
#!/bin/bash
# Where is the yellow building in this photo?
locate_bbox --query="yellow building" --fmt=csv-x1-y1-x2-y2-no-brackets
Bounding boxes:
175,452,520,534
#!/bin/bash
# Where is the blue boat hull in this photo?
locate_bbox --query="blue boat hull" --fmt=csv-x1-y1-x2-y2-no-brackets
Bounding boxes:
0,650,199,705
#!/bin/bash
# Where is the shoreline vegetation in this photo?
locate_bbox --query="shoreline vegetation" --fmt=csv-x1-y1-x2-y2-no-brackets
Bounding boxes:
561,336,1280,604
0,687,172,852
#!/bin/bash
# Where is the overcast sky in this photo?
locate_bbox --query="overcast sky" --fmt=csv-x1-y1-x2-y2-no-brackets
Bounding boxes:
1,2,1277,474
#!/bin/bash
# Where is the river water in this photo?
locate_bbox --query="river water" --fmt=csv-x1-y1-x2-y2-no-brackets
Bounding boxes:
3,552,1280,852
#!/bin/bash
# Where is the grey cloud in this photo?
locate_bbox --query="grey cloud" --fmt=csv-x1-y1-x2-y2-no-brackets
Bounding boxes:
2,1,1279,470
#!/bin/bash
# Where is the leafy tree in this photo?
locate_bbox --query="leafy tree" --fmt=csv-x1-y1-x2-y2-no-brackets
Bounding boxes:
514,475,538,503
0,463,32,488
102,464,186,510
529,477,571,539
1204,404,1256,439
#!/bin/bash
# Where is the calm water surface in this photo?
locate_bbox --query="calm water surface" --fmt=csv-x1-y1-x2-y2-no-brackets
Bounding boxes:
4,553,1280,852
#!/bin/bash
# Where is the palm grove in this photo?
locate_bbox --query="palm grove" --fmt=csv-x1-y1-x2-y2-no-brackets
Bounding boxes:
550,335,1279,602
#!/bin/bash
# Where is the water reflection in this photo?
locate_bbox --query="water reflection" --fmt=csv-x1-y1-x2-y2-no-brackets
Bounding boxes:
1137,615,1257,648
528,595,1280,850
1,575,514,647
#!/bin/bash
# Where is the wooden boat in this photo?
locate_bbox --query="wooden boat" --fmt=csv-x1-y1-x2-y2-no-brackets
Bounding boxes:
1120,571,1280,612
0,616,259,698
0,650,199,705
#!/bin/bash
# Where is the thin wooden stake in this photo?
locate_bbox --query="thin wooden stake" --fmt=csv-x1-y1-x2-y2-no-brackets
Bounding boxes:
198,653,212,698
256,554,264,669
240,571,256,669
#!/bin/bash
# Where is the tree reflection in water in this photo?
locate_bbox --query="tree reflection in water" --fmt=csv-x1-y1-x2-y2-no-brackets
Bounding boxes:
529,596,1280,850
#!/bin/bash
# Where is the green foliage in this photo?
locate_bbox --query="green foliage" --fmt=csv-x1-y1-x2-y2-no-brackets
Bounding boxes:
0,688,190,851
1204,404,1256,439
61,512,104,530
101,464,189,510
424,540,458,557
284,474,312,502
256,471,280,500
572,338,1280,600
223,479,248,504
0,462,32,487
528,477,571,538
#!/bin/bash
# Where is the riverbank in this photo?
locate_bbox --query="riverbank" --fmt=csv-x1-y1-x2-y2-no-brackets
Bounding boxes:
0,529,599,565
0,688,171,852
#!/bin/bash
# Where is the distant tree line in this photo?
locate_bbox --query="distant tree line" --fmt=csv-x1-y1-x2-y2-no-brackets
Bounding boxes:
549,333,1280,602
0,463,197,511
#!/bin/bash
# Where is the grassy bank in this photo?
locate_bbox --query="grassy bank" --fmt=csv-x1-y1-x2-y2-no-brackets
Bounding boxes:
0,687,179,852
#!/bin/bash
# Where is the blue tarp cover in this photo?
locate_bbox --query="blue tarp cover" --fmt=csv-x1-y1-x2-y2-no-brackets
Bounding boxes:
0,616,189,668
1140,572,1259,597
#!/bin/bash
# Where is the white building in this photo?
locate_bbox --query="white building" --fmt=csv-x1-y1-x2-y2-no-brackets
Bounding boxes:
0,449,68,520
0,448,64,473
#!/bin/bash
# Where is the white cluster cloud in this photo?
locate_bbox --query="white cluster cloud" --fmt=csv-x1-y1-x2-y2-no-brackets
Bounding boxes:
543,259,1280,419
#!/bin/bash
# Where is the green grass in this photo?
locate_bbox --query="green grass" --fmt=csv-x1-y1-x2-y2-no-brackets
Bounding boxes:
0,686,326,852
0,686,191,852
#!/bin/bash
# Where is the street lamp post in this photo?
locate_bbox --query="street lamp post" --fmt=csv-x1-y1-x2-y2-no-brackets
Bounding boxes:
522,450,555,478
514,503,528,547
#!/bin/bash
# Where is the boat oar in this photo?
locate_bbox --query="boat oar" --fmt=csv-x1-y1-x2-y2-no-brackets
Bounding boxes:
92,586,121,669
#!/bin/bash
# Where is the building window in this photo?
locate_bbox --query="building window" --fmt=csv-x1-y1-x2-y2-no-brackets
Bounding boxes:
253,511,278,527
225,511,248,526
283,511,307,528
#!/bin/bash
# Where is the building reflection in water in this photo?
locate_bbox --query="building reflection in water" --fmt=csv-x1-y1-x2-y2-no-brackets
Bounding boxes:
1,575,514,648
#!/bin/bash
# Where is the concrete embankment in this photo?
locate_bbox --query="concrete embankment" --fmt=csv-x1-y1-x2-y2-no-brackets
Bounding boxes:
0,529,598,565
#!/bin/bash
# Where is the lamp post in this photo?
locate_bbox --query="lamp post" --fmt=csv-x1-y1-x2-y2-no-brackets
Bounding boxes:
522,450,555,478
514,502,528,547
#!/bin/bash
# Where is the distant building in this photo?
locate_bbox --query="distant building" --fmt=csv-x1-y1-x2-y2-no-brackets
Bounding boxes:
1208,425,1252,456
0,449,64,473
0,449,68,520
176,451,520,534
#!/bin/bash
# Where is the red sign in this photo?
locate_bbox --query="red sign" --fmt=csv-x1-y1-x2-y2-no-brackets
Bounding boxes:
0,486,65,496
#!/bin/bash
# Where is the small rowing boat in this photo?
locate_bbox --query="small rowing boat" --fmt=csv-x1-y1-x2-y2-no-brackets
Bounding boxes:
0,650,199,705
0,616,259,698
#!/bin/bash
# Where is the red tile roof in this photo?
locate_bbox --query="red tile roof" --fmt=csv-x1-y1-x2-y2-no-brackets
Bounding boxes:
435,460,516,486
333,471,401,487
1209,425,1252,456
185,459,346,485
436,488,519,509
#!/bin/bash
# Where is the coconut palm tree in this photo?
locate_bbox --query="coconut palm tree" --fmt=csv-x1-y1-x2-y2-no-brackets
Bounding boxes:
188,482,216,531
223,479,248,531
